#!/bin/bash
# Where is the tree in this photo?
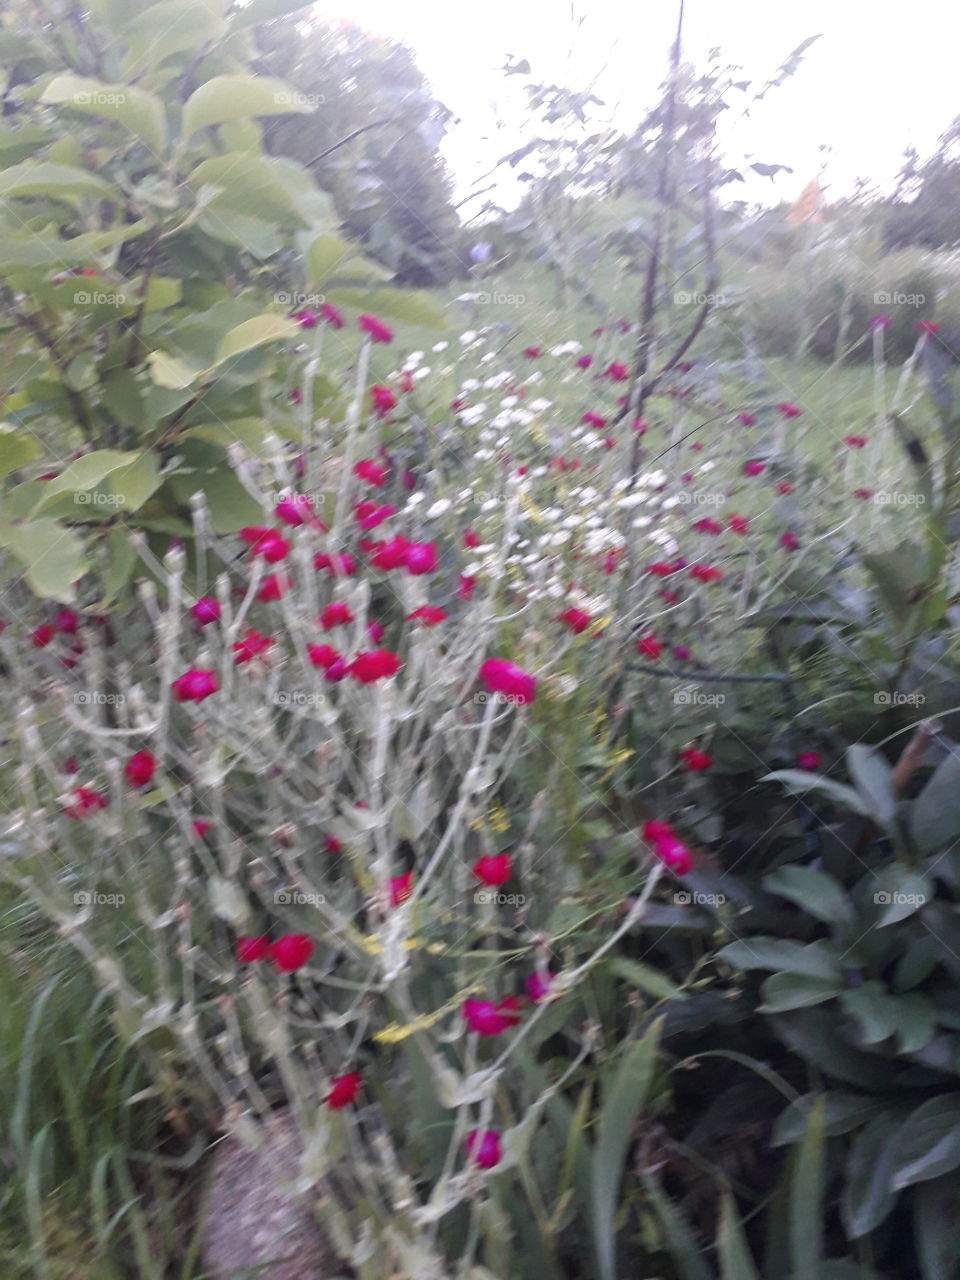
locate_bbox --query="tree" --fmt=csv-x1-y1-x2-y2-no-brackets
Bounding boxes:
885,117,960,250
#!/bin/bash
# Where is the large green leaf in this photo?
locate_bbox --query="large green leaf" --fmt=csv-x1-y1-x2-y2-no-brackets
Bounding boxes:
841,983,935,1053
846,744,897,826
591,1018,662,1280
170,468,263,534
0,518,88,601
213,315,298,364
759,973,840,1013
910,753,960,855
146,351,203,390
913,1176,960,1280
761,770,869,816
718,1192,761,1280
123,0,225,74
790,1096,825,1280
29,450,144,512
717,938,842,982
187,153,311,228
841,1113,902,1238
108,451,162,510
182,74,313,139
229,0,316,26
874,866,931,926
0,425,40,479
773,1092,884,1147
40,76,166,153
762,865,854,926
0,160,114,202
893,1097,960,1190
93,526,138,609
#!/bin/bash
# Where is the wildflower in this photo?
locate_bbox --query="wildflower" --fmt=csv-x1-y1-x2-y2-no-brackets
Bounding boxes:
737,412,757,426
349,649,401,683
190,597,220,626
869,315,892,331
743,460,765,476
324,657,348,682
780,531,801,551
354,459,387,487
653,835,693,874
689,564,723,583
796,751,822,770
853,487,873,500
236,935,270,963
64,786,109,818
479,658,537,705
325,835,342,853
679,747,712,772
728,515,750,534
172,669,219,702
403,541,438,575
314,552,357,577
390,872,413,906
776,403,803,418
358,314,393,344
844,436,867,448
31,623,56,648
320,602,353,629
525,972,555,1004
458,575,477,600
232,628,273,664
274,494,316,527
776,480,794,496
192,819,213,837
915,320,939,335
462,997,522,1036
257,573,290,603
522,346,542,358
370,385,397,418
366,621,385,644
464,1129,502,1169
320,302,344,329
463,528,480,548
603,361,629,381
636,635,662,659
576,354,593,369
693,517,723,535
406,605,447,626
307,643,340,669
294,308,317,329
558,608,592,634
325,1072,362,1109
582,411,607,429
54,608,80,634
355,501,396,531
269,934,314,973
472,853,512,886
124,749,156,788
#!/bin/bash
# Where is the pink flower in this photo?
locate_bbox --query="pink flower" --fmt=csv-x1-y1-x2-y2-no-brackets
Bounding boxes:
632,416,647,434
354,459,387,487
472,853,512,886
370,384,397,418
320,302,344,329
172,669,219,702
190,596,221,626
274,494,317,527
124,749,156,788
232,628,273,664
559,608,592,634
349,649,401,683
54,608,80,634
582,411,607,429
636,635,662,659
269,934,314,973
390,871,414,906
307,643,340,669
525,971,555,1004
239,527,290,563
653,835,693,874
31,624,56,648
479,658,537,705
257,573,290,602
64,786,109,818
355,501,396,531
325,1071,362,1109
402,541,438,575
192,818,213,837
603,361,629,381
776,480,794,496
365,621,385,644
743,460,765,476
325,835,342,853
406,605,447,626
463,528,480,548
796,751,822,771
853,487,873,500
314,552,357,577
464,1129,501,1169
737,412,757,426
869,315,892,331
780,531,800,551
320,602,353,629
358,314,393,344
692,517,723,535
844,435,867,449
294,308,317,329
522,346,542,358
679,747,712,772
690,564,723,583
458,575,477,600
575,354,593,369
915,320,939,335
776,403,802,418
728,514,750,534
643,820,674,843
236,935,270,963
462,997,522,1036
324,657,348,682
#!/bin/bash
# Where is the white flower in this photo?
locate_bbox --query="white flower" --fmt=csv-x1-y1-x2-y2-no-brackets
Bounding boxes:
474,449,494,461
531,466,547,477
501,395,518,408
433,341,448,352
458,488,474,500
512,409,533,425
632,516,653,528
525,371,543,383
402,351,424,371
480,353,495,363
413,367,431,381
461,378,481,392
426,499,451,518
460,330,478,344
484,371,512,389
617,493,646,509
528,397,552,411
406,492,424,506
481,499,498,512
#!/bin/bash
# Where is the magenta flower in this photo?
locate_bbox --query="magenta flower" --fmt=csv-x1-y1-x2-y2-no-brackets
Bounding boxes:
462,997,522,1036
464,1129,501,1169
358,313,393,344
479,658,537,705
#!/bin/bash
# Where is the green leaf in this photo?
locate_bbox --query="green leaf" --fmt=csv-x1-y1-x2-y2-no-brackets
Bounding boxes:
187,153,311,228
212,314,298,365
910,753,960,855
591,1018,662,1280
604,956,686,1001
305,232,360,287
29,449,142,511
182,74,313,139
893,1097,960,1190
761,865,854,926
846,744,897,826
863,541,927,631
180,418,274,458
0,425,40,479
143,277,182,312
93,527,138,609
790,1095,825,1280
913,1176,960,1280
842,1113,902,1238
229,0,316,26
717,938,842,981
718,1191,761,1280
327,286,447,329
108,451,161,510
146,351,202,390
874,866,931,926
773,1093,884,1147
759,972,840,1013
40,76,167,153
842,984,935,1053
172,468,263,535
123,0,225,74
0,160,115,202
0,518,88,601
641,1171,711,1280
761,770,869,816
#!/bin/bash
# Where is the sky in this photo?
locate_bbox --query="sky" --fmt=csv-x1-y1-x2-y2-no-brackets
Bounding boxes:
312,0,960,217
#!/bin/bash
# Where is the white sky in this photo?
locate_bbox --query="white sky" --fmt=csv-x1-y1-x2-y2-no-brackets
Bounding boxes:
312,0,960,216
